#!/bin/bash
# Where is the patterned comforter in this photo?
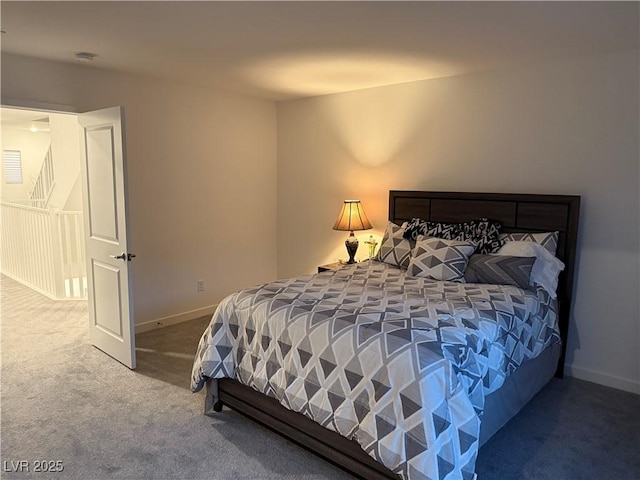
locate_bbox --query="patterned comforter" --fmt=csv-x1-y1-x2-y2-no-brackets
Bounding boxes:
191,261,559,480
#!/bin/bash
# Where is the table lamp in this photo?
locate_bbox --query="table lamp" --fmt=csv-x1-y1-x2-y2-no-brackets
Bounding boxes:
332,200,373,264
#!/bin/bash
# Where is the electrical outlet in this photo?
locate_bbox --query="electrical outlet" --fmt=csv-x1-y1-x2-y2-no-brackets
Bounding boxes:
197,279,205,292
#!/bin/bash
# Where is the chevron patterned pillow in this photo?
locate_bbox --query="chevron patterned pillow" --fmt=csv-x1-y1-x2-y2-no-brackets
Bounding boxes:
464,254,536,288
499,231,559,256
407,236,476,281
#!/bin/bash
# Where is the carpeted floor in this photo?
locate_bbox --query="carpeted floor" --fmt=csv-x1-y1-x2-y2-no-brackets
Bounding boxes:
1,275,638,480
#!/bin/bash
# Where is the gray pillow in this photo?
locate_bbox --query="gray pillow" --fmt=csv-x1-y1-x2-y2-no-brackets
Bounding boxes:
464,254,536,289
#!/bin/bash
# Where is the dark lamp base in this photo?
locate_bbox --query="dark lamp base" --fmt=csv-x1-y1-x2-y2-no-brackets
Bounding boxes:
345,232,359,264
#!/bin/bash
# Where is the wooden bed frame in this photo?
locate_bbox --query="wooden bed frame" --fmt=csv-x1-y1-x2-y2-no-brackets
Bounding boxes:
209,191,581,480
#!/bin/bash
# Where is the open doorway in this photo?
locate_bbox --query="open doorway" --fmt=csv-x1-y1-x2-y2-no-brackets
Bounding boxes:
0,107,86,300
1,105,137,369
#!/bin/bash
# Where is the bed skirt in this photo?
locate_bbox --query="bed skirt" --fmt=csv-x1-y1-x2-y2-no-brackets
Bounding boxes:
479,342,561,446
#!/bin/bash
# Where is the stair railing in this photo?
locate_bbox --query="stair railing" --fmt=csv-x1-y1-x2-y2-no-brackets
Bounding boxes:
1,201,86,299
28,146,55,209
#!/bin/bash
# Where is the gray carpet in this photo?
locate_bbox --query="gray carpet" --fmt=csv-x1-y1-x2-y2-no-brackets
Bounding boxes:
1,275,638,480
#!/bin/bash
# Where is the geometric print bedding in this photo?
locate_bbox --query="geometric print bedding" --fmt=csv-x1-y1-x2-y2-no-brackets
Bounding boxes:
191,261,560,480
407,236,477,282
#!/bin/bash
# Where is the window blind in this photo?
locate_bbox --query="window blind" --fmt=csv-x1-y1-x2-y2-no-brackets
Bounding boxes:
3,150,23,184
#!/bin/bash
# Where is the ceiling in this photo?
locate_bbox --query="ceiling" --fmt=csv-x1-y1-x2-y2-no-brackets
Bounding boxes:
0,108,51,133
1,1,638,101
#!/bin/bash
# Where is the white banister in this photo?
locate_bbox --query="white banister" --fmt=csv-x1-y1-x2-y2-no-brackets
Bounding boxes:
1,201,86,300
55,209,86,299
28,146,56,208
49,205,65,298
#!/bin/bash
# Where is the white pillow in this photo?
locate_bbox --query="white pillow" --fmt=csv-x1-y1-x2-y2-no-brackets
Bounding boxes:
496,241,564,298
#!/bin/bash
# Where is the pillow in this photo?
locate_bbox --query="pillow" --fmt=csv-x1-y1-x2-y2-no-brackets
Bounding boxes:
407,236,476,282
376,221,412,269
497,241,565,298
404,217,504,254
464,254,536,289
499,231,559,256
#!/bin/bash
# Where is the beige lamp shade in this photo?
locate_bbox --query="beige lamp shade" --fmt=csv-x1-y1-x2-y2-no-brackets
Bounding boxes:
332,200,373,232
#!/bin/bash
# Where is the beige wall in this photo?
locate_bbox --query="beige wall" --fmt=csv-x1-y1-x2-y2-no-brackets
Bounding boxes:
2,53,278,326
277,50,640,393
48,112,82,208
63,175,83,211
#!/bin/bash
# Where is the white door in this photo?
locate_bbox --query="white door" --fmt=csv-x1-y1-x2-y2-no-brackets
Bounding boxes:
79,106,136,368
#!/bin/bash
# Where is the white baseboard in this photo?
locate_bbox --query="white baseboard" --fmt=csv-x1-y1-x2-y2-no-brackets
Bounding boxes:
135,304,218,334
564,364,640,395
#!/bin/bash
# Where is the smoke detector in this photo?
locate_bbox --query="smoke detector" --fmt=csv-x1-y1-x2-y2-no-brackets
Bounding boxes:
75,52,97,62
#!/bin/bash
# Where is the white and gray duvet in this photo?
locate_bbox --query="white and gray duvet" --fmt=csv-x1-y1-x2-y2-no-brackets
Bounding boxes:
191,261,559,480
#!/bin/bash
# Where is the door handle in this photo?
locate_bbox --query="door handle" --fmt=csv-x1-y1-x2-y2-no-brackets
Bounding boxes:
110,253,136,261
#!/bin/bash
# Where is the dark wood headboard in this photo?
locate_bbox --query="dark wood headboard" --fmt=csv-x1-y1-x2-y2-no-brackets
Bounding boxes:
389,190,581,376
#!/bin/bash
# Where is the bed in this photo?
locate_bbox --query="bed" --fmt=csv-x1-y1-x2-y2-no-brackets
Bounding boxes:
191,191,580,480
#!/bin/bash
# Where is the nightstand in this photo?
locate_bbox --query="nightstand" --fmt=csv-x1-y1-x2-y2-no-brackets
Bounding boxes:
317,262,346,273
